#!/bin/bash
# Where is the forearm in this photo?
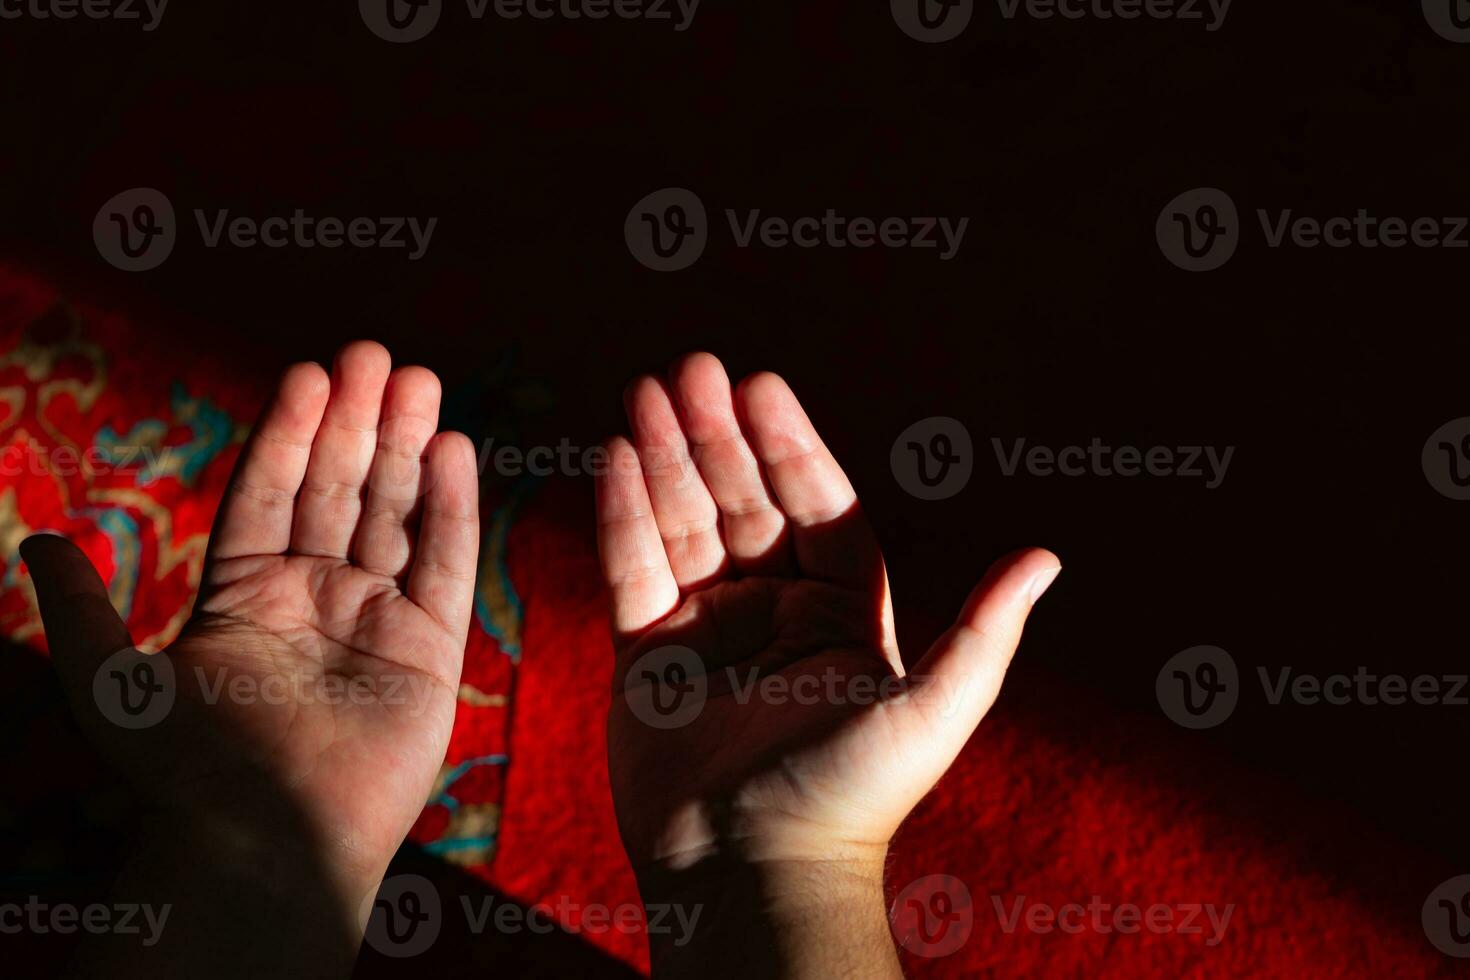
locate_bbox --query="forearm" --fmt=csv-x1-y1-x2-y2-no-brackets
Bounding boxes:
66,791,377,979
639,853,902,980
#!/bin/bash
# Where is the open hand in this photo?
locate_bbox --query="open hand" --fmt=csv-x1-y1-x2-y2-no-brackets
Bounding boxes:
598,353,1059,879
22,341,479,899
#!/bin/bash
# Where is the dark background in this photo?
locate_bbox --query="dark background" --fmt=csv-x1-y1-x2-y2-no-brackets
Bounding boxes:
0,0,1464,888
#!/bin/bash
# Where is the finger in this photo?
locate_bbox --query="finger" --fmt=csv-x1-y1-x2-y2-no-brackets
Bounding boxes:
19,534,133,703
208,362,330,562
595,435,679,642
667,353,792,576
353,366,442,580
734,371,880,587
905,548,1060,746
291,341,393,558
406,432,480,644
625,375,727,590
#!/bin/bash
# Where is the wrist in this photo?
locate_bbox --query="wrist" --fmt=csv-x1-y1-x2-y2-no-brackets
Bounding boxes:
142,797,385,903
635,849,897,980
67,799,370,979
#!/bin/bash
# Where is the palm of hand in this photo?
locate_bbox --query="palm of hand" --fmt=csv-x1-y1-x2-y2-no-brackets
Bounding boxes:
609,574,924,869
598,355,1057,875
161,552,464,862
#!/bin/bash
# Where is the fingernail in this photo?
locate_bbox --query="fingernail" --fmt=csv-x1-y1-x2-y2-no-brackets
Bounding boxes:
1028,565,1061,605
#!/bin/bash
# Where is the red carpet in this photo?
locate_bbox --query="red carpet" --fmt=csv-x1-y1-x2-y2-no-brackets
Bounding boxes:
0,263,1460,976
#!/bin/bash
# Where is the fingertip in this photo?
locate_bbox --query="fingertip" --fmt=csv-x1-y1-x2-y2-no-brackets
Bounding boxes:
18,531,67,565
280,360,331,400
603,433,636,460
16,533,110,607
735,371,826,463
1015,548,1061,605
668,351,723,383
1004,546,1061,576
970,547,1062,615
623,374,668,419
387,364,443,405
733,369,789,410
735,370,810,432
428,430,477,474
423,431,480,515
335,339,392,373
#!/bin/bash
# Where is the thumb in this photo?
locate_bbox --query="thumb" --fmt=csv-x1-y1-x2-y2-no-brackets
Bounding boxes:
20,533,136,710
904,547,1060,745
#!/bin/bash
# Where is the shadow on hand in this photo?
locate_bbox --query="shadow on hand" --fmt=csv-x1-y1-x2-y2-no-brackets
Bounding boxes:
0,639,637,979
354,847,641,979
